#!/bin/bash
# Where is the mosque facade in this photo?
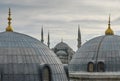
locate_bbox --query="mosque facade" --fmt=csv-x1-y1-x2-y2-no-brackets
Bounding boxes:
69,16,120,81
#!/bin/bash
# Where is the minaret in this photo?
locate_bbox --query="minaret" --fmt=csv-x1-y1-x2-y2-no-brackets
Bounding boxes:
47,31,50,48
61,38,63,42
41,26,44,43
105,15,114,35
77,25,81,48
6,8,13,32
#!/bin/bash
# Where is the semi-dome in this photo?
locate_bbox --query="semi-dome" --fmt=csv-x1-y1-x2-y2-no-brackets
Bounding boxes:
0,32,68,81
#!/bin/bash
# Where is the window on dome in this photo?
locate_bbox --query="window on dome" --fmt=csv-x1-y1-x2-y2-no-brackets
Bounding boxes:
43,66,51,81
97,62,105,72
87,62,94,72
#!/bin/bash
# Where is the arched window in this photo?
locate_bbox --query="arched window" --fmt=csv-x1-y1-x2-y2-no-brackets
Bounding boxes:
43,66,51,81
87,62,94,72
97,62,105,72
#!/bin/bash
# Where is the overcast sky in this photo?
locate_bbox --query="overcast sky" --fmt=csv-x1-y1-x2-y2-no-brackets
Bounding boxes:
0,0,120,51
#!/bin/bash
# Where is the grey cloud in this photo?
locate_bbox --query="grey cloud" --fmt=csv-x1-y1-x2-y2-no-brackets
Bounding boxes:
112,17,120,25
33,19,68,24
0,0,120,51
71,19,105,24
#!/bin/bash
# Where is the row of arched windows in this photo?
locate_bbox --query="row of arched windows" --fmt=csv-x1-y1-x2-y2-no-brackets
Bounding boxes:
87,62,105,72
42,62,105,81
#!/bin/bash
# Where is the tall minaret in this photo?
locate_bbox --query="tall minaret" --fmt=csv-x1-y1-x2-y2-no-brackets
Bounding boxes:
47,31,50,48
77,24,81,48
6,8,13,32
41,26,44,43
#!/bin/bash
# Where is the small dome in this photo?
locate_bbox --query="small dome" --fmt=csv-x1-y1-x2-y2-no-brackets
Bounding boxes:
0,32,68,81
53,41,75,64
69,35,120,72
56,50,67,56
54,41,70,50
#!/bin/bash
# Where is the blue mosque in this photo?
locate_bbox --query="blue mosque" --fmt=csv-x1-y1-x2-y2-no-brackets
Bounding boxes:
1,8,120,81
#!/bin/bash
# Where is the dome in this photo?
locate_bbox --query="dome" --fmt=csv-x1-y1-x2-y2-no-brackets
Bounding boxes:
0,32,68,81
56,50,67,56
54,41,70,50
69,35,120,72
53,41,74,64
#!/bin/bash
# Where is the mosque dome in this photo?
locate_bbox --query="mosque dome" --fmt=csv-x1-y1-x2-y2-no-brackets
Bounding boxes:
0,31,68,81
69,15,119,73
53,41,75,64
69,35,120,72
68,15,120,81
0,9,68,81
54,41,70,50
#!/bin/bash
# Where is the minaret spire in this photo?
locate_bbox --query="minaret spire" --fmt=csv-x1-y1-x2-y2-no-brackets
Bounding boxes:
61,38,63,42
41,26,44,43
47,31,50,48
108,14,111,28
6,8,13,32
77,24,81,48
105,14,114,35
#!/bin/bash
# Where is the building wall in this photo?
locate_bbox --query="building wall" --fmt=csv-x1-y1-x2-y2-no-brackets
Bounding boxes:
70,73,120,81
70,78,120,81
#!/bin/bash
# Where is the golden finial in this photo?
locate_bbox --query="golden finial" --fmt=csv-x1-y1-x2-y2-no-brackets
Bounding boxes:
105,14,114,35
6,8,13,32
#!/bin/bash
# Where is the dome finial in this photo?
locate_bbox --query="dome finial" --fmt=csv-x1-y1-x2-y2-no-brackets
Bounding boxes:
6,8,13,32
105,14,114,35
108,14,110,26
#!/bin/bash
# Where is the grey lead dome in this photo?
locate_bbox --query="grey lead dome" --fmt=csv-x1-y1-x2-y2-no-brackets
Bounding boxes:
70,35,120,72
54,42,70,50
0,32,68,81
